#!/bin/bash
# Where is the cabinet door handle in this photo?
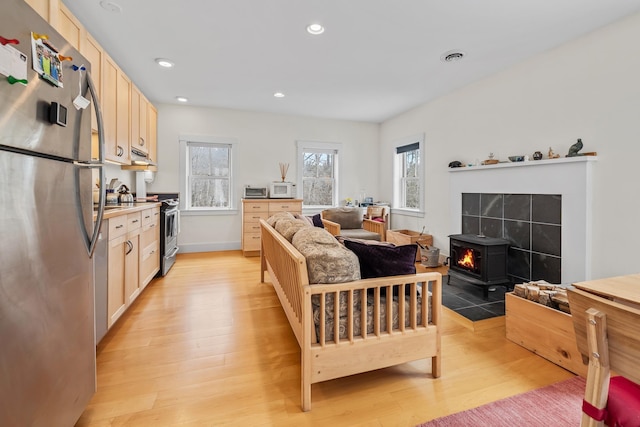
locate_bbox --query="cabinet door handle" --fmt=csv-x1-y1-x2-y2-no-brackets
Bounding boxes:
125,240,133,255
139,137,145,146
115,224,124,229
117,145,124,157
132,219,139,223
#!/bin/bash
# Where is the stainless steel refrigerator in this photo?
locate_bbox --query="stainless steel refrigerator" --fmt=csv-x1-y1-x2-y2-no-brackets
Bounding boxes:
0,0,106,425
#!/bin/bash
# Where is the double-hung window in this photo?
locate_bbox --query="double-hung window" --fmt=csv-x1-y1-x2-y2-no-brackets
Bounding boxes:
393,135,424,213
297,141,341,208
179,136,236,212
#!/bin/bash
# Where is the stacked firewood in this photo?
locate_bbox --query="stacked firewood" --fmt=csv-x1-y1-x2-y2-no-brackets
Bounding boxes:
512,281,570,313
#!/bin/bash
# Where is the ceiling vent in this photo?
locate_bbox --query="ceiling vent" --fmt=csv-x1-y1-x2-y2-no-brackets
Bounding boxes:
440,50,465,63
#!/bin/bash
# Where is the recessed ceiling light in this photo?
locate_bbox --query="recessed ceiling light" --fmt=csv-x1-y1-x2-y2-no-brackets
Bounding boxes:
306,23,325,35
99,0,122,13
176,96,188,103
155,58,174,68
273,92,285,98
440,50,466,63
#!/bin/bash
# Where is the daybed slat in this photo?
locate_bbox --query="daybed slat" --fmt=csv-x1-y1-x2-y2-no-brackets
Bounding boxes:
399,284,406,333
410,283,417,329
374,287,381,336
386,287,392,335
360,289,367,340
319,293,326,347
333,290,339,344
347,290,354,343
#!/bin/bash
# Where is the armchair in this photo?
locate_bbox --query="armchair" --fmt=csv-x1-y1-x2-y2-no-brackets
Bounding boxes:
321,207,384,241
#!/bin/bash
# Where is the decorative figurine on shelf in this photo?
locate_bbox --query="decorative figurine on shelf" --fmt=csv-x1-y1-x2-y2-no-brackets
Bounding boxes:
532,151,543,160
548,147,560,159
566,138,584,157
482,152,499,165
448,160,463,168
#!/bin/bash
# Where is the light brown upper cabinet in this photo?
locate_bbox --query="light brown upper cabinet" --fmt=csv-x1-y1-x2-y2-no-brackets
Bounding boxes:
130,85,149,155
57,3,82,50
116,69,132,164
24,0,57,24
80,33,103,137
147,104,158,165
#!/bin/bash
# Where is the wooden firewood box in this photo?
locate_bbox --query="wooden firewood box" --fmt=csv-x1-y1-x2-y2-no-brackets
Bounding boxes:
505,293,587,377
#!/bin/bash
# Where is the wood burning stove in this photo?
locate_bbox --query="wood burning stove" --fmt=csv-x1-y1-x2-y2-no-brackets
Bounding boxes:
448,234,510,299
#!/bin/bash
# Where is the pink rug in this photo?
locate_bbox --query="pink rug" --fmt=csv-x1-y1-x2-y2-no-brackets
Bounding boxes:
417,376,586,427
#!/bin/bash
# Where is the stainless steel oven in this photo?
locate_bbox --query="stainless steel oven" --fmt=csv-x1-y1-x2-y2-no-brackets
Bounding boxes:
147,193,180,277
161,200,179,276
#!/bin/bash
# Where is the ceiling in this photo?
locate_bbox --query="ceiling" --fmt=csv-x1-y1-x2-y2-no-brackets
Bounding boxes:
62,0,640,123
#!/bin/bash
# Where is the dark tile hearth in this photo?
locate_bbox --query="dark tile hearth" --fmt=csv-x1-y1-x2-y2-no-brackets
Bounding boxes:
435,275,507,321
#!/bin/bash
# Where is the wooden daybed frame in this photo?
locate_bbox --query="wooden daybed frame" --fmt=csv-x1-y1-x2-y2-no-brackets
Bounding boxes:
259,219,442,411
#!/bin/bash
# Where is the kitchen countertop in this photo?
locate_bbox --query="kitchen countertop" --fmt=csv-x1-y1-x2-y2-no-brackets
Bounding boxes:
94,202,162,220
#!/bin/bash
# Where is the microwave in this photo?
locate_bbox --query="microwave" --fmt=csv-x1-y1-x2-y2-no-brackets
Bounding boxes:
270,181,295,199
243,186,268,199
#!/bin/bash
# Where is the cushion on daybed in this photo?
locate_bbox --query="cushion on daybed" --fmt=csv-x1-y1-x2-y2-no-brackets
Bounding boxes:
340,238,417,279
291,227,360,284
267,211,296,228
312,293,424,340
275,217,311,242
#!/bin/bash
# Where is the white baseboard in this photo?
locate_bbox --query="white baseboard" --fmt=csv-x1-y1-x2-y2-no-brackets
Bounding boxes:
178,241,241,253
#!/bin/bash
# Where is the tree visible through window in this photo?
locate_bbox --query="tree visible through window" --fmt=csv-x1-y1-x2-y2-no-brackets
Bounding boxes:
187,142,232,209
297,141,340,208
396,141,421,210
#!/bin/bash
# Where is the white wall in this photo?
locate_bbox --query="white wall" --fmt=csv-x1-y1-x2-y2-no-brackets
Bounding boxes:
379,12,640,280
149,105,379,252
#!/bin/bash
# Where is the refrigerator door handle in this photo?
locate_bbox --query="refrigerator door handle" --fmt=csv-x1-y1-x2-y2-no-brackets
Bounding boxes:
80,70,106,257
86,70,105,165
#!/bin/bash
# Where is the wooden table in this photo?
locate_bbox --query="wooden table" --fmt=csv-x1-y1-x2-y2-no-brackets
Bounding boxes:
572,273,640,308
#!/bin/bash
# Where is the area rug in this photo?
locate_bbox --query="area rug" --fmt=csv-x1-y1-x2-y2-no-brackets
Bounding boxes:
416,376,585,427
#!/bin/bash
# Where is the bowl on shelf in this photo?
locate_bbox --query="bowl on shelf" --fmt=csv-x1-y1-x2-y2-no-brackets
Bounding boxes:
508,155,525,162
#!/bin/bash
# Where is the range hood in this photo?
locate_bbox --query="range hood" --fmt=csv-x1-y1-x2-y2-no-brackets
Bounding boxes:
131,147,154,166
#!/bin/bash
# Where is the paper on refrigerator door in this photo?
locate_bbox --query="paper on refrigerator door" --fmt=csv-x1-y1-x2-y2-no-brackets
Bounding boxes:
0,43,28,84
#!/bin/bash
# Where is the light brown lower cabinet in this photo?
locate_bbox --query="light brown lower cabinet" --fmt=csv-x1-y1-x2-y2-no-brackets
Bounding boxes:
241,199,302,256
106,207,160,329
139,207,160,288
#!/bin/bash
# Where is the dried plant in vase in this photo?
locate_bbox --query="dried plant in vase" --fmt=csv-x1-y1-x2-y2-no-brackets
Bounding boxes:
279,163,289,182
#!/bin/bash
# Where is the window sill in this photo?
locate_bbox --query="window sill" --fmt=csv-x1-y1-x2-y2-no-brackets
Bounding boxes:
390,208,424,218
180,208,239,216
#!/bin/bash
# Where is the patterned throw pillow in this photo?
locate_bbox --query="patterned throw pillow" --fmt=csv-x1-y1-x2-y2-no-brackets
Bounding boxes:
292,227,360,284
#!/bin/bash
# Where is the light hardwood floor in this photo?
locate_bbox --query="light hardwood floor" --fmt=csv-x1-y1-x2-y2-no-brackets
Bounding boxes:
77,251,574,426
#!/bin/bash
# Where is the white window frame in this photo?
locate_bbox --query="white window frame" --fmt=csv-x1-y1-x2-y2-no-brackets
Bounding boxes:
392,134,425,216
179,135,238,215
296,140,341,209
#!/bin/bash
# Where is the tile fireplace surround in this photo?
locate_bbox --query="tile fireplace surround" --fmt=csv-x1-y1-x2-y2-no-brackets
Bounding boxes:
449,157,597,284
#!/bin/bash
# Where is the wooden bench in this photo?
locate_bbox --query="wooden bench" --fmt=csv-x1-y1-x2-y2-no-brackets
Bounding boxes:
260,219,443,411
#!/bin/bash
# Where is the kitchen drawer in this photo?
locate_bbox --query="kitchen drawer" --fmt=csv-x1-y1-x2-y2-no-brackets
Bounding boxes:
141,207,159,227
244,211,269,224
243,233,262,251
108,215,128,240
268,201,302,213
243,221,262,235
244,202,269,213
140,222,158,249
139,239,159,289
127,212,142,231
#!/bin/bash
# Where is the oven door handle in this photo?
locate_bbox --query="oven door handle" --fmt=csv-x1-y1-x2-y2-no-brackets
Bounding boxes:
166,246,179,258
